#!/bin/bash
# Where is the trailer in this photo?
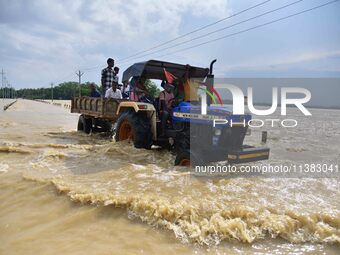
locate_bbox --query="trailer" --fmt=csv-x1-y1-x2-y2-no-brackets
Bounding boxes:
71,97,157,141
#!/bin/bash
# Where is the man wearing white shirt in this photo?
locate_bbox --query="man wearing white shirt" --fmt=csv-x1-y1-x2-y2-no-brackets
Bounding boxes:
105,81,122,99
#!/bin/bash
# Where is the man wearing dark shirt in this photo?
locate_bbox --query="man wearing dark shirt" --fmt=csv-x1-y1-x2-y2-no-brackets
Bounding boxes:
101,58,115,96
89,83,101,97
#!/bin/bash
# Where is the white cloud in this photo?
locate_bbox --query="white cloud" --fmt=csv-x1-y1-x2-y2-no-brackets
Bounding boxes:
1,0,339,87
0,0,230,87
213,50,340,76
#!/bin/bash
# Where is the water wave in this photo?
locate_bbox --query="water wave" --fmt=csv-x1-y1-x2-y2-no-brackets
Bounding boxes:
0,145,31,154
22,176,339,245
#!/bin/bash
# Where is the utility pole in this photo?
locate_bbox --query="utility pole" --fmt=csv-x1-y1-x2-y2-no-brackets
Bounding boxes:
3,75,9,99
76,70,84,97
51,82,54,102
4,78,7,99
1,69,5,101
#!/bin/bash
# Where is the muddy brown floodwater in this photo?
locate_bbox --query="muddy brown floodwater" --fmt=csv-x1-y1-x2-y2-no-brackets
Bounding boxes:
0,99,339,255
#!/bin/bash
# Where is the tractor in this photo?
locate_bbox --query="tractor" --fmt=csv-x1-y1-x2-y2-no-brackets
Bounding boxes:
114,59,270,166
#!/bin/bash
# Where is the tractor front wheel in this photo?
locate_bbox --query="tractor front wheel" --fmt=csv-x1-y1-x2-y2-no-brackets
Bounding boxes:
175,149,204,167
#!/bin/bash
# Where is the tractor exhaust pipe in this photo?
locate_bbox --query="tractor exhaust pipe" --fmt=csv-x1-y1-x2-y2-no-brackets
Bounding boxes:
209,59,217,75
206,59,217,105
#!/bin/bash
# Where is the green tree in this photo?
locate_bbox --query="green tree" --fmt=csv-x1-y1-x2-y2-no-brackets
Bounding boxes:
15,82,99,100
144,79,160,98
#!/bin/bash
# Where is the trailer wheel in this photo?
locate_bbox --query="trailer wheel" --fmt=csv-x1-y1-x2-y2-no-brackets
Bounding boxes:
77,115,92,134
115,111,152,149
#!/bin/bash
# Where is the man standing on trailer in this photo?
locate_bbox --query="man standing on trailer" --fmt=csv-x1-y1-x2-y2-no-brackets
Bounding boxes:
101,58,115,96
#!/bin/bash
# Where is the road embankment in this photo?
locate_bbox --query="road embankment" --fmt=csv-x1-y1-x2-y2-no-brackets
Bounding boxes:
3,99,17,111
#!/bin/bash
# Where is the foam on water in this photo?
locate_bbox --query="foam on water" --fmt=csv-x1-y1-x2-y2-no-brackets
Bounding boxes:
1,99,339,254
20,139,339,245
0,163,9,173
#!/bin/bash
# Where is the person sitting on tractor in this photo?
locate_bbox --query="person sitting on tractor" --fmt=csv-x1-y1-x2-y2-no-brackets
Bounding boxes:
121,81,130,99
163,65,191,106
89,83,101,97
130,76,149,102
105,81,122,99
126,76,137,100
159,81,174,136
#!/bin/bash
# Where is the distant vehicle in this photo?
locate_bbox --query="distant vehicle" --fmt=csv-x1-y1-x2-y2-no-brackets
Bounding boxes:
71,59,269,166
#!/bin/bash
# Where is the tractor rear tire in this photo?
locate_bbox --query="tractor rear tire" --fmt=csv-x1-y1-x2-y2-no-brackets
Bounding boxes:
115,111,152,149
77,115,92,134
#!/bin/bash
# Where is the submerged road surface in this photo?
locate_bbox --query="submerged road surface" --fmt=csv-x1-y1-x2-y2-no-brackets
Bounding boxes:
0,99,339,254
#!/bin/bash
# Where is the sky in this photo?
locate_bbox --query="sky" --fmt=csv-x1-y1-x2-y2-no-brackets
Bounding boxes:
0,0,340,92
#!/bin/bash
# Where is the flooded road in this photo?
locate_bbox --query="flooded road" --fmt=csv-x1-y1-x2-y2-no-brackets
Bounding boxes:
0,99,339,254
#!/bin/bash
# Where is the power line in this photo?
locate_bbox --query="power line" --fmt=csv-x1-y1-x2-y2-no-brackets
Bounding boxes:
53,72,76,85
153,0,339,59
118,0,272,62
78,0,272,72
119,0,303,64
44,0,339,85
81,65,102,72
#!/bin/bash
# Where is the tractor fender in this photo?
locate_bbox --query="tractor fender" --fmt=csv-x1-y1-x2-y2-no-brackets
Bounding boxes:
116,101,157,141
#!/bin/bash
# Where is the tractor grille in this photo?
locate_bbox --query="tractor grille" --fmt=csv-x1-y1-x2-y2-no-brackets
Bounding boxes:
189,123,247,151
220,126,247,150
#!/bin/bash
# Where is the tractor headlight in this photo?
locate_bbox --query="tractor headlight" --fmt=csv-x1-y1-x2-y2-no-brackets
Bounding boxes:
138,104,148,110
214,128,222,136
